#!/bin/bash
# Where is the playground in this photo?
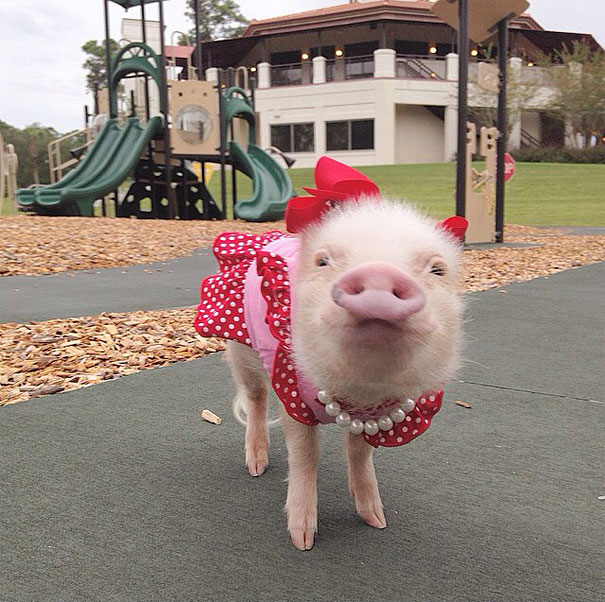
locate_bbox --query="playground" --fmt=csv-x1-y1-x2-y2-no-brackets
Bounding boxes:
1,0,604,599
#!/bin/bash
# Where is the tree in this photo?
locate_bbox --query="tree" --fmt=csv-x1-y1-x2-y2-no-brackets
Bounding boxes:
183,0,249,43
0,121,64,187
82,39,120,95
540,42,605,147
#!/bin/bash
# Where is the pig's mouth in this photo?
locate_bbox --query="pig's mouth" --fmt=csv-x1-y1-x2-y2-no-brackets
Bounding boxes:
346,318,403,345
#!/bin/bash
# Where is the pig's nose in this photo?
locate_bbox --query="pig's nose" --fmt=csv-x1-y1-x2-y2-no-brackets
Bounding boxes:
331,262,426,322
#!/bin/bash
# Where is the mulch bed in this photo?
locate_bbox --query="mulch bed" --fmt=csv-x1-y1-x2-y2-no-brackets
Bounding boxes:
1,216,603,406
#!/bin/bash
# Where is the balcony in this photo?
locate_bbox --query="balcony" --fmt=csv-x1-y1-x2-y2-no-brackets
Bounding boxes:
396,55,446,80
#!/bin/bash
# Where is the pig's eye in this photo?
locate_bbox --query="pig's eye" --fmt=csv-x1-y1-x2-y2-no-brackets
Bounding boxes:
430,263,446,276
316,256,330,267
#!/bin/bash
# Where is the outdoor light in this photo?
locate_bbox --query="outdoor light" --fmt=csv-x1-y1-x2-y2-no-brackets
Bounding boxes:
470,48,478,57
301,52,310,60
527,61,534,67
250,66,257,72
429,45,437,54
430,71,437,78
335,48,344,57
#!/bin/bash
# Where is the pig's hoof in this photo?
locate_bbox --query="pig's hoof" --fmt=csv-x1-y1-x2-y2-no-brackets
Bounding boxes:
246,449,268,477
357,505,387,529
290,528,316,550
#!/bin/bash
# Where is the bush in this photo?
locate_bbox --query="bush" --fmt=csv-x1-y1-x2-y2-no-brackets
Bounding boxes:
511,146,605,164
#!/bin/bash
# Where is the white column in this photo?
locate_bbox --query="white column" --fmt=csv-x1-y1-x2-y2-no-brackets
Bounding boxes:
446,52,459,81
508,57,523,150
374,81,396,164
257,62,271,89
444,104,458,162
312,56,327,84
205,67,219,82
373,49,396,78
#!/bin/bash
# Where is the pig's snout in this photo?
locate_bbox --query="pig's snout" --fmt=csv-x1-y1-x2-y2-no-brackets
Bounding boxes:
331,262,426,322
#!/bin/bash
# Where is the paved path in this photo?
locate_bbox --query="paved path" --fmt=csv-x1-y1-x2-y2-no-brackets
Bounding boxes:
1,264,603,601
1,250,214,323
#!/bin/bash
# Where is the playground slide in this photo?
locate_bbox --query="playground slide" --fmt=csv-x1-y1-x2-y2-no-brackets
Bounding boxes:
229,140,293,222
17,116,162,216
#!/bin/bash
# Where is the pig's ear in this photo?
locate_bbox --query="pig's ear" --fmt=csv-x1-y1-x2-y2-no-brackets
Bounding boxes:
437,216,468,242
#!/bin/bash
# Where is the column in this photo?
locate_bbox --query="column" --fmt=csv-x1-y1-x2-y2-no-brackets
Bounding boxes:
205,67,219,82
508,57,523,150
312,56,327,84
257,62,271,89
373,49,396,79
444,104,458,162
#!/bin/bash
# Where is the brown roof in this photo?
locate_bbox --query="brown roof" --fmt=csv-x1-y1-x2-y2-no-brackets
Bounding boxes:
242,0,543,37
165,45,194,59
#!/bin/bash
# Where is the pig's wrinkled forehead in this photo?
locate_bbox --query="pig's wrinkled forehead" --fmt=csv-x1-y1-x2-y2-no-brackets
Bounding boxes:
301,199,461,263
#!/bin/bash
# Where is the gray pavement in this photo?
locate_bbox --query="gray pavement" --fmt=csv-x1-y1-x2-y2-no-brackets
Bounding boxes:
1,263,604,601
0,249,215,323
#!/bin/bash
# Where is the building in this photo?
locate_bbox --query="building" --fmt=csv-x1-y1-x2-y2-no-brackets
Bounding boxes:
194,0,601,167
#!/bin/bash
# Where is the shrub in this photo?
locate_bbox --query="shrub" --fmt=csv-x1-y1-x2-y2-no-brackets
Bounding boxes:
511,146,605,164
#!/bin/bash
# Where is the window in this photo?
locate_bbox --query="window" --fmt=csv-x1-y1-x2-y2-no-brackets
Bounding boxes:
270,123,315,153
326,120,374,151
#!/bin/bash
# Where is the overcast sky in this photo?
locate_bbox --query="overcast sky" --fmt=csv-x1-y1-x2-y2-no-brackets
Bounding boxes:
0,0,602,133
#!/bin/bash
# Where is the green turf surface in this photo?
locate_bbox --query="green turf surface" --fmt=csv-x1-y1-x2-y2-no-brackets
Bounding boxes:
212,162,604,226
6,162,604,225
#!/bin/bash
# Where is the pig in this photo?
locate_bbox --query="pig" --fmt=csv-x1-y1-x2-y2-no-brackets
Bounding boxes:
195,157,467,550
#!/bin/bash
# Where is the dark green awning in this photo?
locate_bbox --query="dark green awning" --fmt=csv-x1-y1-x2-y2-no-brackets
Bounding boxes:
109,0,166,8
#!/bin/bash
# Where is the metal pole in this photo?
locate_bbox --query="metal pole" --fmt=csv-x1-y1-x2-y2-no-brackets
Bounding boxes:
158,0,177,218
140,1,151,120
217,71,227,219
103,0,114,117
495,18,508,243
455,0,469,217
194,0,203,80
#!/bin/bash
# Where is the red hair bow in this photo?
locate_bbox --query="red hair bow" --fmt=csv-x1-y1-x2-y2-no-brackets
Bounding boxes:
285,156,468,242
285,157,380,233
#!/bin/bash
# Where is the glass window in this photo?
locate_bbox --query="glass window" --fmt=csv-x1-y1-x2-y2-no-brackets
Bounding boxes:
293,123,315,152
326,120,374,151
326,121,349,151
270,125,291,153
351,120,374,150
270,123,314,152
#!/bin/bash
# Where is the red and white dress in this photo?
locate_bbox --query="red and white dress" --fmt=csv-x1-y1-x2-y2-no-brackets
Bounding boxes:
195,231,443,448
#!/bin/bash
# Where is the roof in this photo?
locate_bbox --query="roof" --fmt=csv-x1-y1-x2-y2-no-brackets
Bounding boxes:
165,45,194,59
241,0,543,37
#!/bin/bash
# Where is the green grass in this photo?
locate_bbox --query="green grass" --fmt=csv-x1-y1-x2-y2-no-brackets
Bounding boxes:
5,162,604,225
215,162,603,226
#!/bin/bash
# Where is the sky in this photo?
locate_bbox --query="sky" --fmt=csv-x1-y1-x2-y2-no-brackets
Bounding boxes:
0,0,603,133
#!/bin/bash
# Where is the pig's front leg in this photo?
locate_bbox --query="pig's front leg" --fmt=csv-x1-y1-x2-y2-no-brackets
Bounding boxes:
282,412,319,550
347,433,387,529
226,341,270,477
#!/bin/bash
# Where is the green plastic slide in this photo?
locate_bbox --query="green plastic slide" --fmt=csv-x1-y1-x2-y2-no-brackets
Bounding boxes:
229,140,294,221
17,116,162,216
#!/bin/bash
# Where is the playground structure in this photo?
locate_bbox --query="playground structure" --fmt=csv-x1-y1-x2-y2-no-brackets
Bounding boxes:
465,122,498,244
0,134,19,207
16,0,293,221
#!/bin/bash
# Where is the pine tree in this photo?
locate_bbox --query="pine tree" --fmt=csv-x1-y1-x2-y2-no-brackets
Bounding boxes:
184,0,249,42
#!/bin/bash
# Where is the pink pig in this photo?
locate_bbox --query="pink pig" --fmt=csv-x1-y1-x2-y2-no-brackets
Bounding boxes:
195,158,467,550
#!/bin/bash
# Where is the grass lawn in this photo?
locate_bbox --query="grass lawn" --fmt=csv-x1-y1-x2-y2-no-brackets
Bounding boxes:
5,162,604,226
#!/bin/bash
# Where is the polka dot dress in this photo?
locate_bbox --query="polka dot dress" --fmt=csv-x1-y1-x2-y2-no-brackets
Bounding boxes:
195,231,444,448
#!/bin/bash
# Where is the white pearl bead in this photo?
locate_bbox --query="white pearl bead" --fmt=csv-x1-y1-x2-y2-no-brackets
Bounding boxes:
335,412,351,427
378,415,393,431
400,398,416,412
364,420,379,436
325,401,342,417
349,419,364,435
390,407,406,423
317,390,330,404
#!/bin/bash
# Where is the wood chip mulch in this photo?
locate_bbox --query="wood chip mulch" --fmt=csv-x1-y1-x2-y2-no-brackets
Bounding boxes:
1,217,603,406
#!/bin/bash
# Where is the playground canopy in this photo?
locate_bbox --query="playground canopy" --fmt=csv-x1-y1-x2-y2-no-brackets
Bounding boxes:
109,0,165,8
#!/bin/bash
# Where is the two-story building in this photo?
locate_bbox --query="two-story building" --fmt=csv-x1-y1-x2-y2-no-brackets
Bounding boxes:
194,0,600,167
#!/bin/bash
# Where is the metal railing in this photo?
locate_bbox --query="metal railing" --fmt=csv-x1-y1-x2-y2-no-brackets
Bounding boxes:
396,55,446,80
270,62,312,87
48,129,93,184
344,55,375,79
521,129,542,148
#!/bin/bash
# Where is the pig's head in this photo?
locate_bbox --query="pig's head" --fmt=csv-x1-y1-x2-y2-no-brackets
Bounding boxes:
291,200,465,408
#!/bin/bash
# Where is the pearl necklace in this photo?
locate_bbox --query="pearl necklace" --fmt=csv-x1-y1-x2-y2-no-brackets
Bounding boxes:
317,389,417,436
